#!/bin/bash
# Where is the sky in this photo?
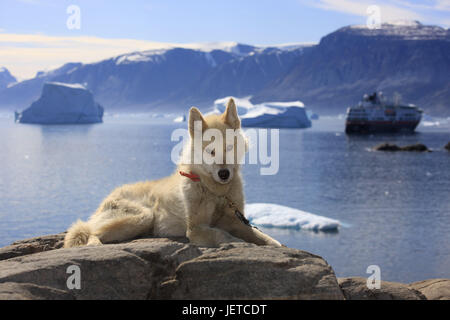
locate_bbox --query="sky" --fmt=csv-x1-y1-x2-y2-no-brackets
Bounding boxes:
0,0,449,80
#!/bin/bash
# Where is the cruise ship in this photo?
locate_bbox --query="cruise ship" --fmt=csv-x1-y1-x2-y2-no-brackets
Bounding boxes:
345,92,422,133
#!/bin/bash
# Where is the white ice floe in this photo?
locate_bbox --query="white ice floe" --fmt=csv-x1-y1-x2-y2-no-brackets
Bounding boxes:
422,121,441,127
245,203,340,231
420,114,450,128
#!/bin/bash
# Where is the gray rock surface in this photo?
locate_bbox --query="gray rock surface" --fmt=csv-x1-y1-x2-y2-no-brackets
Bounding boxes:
0,282,73,300
0,235,343,300
409,279,450,300
0,233,65,261
338,277,426,300
159,244,343,299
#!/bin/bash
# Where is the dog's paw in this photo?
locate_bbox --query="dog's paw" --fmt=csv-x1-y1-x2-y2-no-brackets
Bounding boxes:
86,235,102,246
266,238,282,247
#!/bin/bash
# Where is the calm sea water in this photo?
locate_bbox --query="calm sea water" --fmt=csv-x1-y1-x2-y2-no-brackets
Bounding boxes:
0,114,449,283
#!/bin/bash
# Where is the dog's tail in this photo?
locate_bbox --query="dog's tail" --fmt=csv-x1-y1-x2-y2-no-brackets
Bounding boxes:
64,220,94,248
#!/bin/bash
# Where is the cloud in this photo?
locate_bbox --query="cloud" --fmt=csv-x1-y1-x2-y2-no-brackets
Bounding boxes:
15,0,41,4
0,33,176,79
301,0,450,26
306,0,423,21
392,0,450,12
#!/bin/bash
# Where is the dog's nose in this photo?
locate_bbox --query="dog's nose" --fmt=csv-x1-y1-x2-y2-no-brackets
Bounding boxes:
218,169,230,181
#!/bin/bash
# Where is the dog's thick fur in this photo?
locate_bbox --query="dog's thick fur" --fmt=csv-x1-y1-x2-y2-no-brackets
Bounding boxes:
64,99,281,248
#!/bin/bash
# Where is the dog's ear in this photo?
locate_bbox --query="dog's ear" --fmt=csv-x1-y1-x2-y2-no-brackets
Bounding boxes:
189,107,207,138
222,98,240,129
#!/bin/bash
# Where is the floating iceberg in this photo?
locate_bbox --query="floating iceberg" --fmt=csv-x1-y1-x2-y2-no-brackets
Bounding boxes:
245,203,340,231
422,121,441,127
213,96,311,128
15,82,104,124
173,115,186,123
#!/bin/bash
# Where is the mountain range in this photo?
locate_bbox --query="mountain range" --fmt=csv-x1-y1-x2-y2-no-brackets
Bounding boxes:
0,67,17,90
1,20,449,116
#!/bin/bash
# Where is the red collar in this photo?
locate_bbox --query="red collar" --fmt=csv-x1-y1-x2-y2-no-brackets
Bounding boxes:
179,171,200,182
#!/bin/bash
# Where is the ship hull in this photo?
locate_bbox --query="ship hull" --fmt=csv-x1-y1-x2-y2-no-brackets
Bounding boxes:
345,120,420,134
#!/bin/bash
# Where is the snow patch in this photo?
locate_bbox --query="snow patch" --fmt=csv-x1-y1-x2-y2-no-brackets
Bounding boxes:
46,81,86,90
115,50,168,65
350,20,421,29
245,203,340,231
385,20,422,27
112,41,313,66
204,52,217,67
346,20,447,40
262,42,317,51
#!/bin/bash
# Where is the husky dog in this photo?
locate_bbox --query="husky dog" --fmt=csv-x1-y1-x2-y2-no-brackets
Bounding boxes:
64,98,281,248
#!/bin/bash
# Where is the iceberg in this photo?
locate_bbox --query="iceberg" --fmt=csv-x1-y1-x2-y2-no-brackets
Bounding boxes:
245,203,340,231
173,115,186,123
213,96,311,128
15,82,104,124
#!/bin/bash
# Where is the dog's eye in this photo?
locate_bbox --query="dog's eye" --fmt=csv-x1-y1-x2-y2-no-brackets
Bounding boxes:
226,145,233,151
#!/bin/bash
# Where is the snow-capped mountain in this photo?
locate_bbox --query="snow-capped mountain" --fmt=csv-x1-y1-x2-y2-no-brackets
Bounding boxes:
254,21,450,116
342,20,450,40
0,21,449,116
0,67,17,89
0,43,308,112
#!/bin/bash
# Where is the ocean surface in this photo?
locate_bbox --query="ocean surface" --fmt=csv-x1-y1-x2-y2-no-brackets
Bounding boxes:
0,113,449,283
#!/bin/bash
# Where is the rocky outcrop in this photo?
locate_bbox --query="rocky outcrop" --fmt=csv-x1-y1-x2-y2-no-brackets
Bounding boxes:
0,233,65,261
400,143,430,152
410,279,450,300
0,282,73,300
0,234,448,300
445,142,450,151
0,235,343,300
338,277,425,300
373,143,402,151
373,143,430,152
158,244,342,299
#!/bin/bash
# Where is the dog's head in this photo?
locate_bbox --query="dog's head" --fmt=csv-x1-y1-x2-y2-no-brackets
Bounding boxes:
184,98,247,184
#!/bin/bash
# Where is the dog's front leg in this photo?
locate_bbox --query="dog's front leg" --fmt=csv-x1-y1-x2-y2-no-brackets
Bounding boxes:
187,225,243,247
215,209,282,247
185,199,243,247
